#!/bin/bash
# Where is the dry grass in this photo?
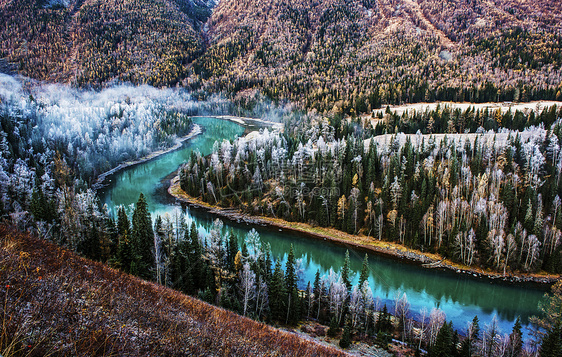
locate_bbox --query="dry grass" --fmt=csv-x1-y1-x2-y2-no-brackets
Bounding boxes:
0,226,349,357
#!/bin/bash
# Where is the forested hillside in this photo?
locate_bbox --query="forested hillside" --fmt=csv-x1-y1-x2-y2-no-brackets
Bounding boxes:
1,0,562,108
192,0,562,111
0,0,209,87
0,226,349,356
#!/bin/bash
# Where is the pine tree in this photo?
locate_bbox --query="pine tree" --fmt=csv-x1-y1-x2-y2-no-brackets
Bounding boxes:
285,245,299,325
117,206,130,236
313,270,321,317
227,229,239,272
285,245,297,292
431,321,453,357
539,323,562,357
171,233,192,293
264,243,272,284
359,253,369,287
341,250,352,291
130,193,154,280
461,316,480,357
339,323,352,348
327,317,340,337
508,316,523,357
269,258,287,322
532,281,562,356
188,222,203,292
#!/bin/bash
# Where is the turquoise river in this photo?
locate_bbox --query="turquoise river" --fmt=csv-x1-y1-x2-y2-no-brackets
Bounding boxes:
99,116,548,339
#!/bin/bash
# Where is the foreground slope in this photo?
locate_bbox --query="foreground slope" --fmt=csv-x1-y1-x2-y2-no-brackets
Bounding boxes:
0,226,348,356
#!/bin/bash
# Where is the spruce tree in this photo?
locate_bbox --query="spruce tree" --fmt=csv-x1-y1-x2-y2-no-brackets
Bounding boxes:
539,323,562,357
461,316,480,357
130,193,154,280
227,229,238,272
509,316,523,357
431,321,453,357
269,258,287,322
172,234,192,293
328,317,340,337
339,323,352,348
341,250,352,292
285,245,299,324
264,243,272,284
313,270,321,316
285,245,297,292
117,206,130,236
359,253,369,287
188,222,203,292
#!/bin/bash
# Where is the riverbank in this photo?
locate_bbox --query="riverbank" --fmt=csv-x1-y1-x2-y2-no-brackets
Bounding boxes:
191,115,284,130
168,176,559,286
92,124,202,190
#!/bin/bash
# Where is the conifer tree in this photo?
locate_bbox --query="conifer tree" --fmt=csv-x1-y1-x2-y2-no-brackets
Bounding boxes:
431,321,453,357
508,316,523,357
341,250,352,291
460,316,480,357
269,258,287,322
227,229,239,272
130,193,154,280
188,222,203,292
116,207,133,273
359,253,369,287
285,245,299,324
539,323,562,357
339,323,352,348
264,243,272,284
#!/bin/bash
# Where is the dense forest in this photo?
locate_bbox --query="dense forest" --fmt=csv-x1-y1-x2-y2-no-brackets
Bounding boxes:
191,0,562,111
0,226,349,357
180,105,562,274
1,76,561,354
1,0,562,110
0,76,202,251
0,0,208,87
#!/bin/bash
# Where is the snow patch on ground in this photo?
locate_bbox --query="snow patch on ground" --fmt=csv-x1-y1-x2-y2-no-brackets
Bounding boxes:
364,129,545,151
374,101,562,117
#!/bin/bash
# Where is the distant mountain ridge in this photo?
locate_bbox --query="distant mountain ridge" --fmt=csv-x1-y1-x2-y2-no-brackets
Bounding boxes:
1,0,561,108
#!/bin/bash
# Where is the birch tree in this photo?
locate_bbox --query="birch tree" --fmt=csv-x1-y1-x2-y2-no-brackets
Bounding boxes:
240,263,256,316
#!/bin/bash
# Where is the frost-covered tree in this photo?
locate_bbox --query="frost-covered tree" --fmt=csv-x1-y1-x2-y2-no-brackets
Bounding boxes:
240,263,256,316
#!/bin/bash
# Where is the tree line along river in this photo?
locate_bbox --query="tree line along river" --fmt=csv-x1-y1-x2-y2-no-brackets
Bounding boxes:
99,116,547,338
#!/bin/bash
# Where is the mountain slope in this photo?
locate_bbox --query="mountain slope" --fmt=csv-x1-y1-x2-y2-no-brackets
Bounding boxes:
0,0,209,86
1,0,561,108
0,226,348,356
192,0,562,111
